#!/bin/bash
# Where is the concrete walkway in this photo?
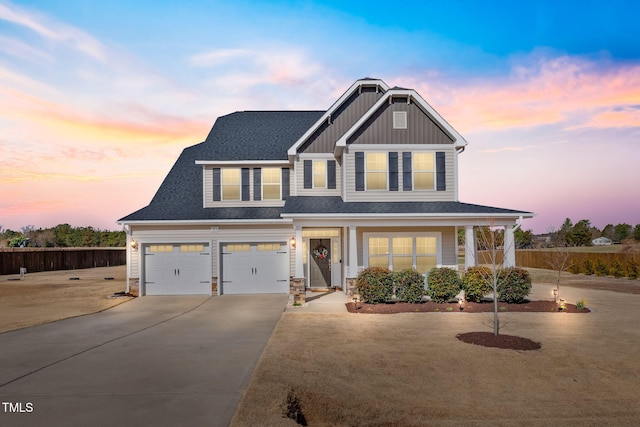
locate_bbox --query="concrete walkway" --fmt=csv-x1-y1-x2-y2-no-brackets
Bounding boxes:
0,294,287,427
285,290,350,313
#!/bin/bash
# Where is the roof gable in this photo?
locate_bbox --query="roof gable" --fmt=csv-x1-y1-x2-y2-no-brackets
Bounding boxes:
287,78,389,157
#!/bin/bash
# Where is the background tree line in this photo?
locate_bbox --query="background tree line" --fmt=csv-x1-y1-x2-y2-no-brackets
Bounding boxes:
457,219,640,250
0,224,126,248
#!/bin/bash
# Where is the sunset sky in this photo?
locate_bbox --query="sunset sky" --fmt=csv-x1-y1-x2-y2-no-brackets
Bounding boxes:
1,0,639,234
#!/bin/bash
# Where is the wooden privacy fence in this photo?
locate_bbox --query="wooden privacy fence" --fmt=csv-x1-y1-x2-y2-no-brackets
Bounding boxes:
0,248,126,276
476,250,638,270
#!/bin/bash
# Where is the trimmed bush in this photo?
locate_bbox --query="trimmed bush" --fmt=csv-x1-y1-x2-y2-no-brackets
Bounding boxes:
393,269,426,303
426,267,462,303
497,267,532,303
461,266,493,302
567,261,581,274
356,267,393,303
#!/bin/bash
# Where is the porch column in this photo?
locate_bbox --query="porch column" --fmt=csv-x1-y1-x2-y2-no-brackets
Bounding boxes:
464,225,477,270
348,226,358,278
504,226,516,267
294,226,304,277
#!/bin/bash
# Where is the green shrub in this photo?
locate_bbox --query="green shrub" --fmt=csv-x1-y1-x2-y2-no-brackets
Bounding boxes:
610,259,625,278
497,267,532,303
627,259,639,279
594,258,609,277
356,267,393,303
567,262,581,274
393,269,426,303
426,267,462,303
461,266,493,302
576,298,587,309
583,259,594,275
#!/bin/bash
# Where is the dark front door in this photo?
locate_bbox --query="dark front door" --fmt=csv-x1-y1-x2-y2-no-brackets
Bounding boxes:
309,238,331,287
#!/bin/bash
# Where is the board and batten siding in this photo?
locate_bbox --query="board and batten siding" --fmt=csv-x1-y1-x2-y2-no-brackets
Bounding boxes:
356,226,457,268
347,98,454,146
295,154,342,196
344,148,456,202
203,165,289,207
299,87,384,154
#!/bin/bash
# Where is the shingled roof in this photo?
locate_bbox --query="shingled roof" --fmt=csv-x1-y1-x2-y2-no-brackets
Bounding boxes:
118,111,324,222
281,196,533,217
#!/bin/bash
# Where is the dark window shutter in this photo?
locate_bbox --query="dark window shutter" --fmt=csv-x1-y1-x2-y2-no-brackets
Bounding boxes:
253,168,261,200
327,160,336,189
388,152,398,191
355,152,365,191
241,168,250,201
436,152,446,191
303,160,312,189
282,168,290,199
213,168,221,201
402,152,412,191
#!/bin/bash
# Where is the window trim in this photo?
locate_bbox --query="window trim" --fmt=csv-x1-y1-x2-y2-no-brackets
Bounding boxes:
365,152,388,191
412,152,436,191
313,160,327,189
261,167,282,200
363,232,442,272
221,168,242,201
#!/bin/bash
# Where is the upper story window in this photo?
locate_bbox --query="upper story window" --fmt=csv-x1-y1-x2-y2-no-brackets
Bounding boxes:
393,111,407,129
262,167,281,200
221,168,241,200
413,153,435,190
366,152,387,190
313,160,326,188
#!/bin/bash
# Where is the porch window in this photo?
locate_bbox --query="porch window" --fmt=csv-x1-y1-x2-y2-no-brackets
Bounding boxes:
413,153,435,190
365,233,439,273
368,237,389,268
221,168,241,200
366,152,387,190
262,167,281,200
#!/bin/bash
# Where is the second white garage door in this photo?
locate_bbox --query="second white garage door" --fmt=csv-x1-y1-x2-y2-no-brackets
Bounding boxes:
221,242,289,294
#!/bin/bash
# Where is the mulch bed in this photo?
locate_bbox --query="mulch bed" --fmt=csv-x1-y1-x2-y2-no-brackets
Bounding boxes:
345,300,590,314
456,332,541,351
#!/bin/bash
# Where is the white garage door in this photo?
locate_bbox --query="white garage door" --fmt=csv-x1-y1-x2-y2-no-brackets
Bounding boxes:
144,244,211,295
221,242,289,294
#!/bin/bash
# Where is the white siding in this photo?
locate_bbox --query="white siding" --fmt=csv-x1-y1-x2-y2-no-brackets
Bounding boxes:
344,148,456,202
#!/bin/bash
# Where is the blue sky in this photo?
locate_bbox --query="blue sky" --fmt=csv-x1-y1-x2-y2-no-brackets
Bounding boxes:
1,0,639,233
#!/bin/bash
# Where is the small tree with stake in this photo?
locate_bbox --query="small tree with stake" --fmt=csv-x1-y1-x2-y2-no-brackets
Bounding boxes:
543,226,574,304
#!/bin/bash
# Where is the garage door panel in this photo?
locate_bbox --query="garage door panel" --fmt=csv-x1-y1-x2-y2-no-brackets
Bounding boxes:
222,243,289,294
144,244,211,295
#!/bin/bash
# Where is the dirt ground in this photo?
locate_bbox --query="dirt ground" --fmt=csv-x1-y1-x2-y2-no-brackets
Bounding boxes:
232,273,640,426
0,265,131,333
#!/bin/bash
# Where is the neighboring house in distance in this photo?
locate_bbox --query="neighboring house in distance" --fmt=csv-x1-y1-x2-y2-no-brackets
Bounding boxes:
118,78,534,297
592,236,613,246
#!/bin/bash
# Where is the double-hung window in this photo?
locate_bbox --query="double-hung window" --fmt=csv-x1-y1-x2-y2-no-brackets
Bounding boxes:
366,234,439,273
313,160,326,188
366,152,387,190
221,168,241,200
413,153,435,190
262,167,281,200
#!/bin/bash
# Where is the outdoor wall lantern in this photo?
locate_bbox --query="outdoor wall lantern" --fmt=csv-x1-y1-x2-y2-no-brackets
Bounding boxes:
130,240,138,251
290,237,296,248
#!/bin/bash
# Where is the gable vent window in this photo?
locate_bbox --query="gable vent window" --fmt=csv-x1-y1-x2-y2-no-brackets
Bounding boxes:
393,111,407,129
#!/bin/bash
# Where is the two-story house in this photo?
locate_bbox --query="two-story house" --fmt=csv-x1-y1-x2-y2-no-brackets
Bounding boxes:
118,78,533,297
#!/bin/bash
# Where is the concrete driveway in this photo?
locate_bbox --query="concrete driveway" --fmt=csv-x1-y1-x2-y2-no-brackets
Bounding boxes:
0,294,287,427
